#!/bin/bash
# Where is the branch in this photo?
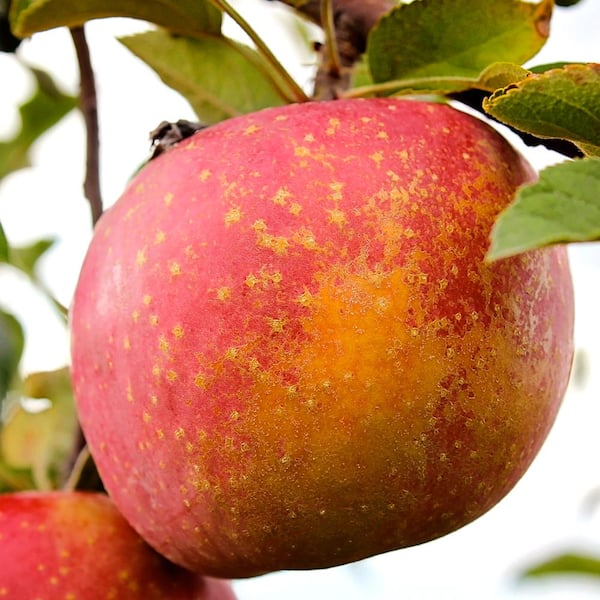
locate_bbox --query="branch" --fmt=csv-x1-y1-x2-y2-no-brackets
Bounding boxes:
270,0,394,98
70,26,103,226
65,25,104,492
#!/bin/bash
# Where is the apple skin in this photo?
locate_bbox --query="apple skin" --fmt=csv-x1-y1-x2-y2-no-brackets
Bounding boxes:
70,98,574,577
0,491,236,599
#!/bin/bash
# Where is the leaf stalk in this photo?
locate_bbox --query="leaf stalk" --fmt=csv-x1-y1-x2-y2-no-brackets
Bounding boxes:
208,0,309,103
321,0,342,78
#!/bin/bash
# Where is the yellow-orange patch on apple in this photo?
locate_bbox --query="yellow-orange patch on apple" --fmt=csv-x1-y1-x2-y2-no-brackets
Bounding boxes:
70,99,574,577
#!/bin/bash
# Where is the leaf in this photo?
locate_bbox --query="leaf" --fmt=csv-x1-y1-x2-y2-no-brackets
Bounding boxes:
6,237,55,277
529,62,576,74
0,222,8,261
484,63,600,157
487,158,600,260
476,62,530,92
0,236,67,322
522,553,600,579
9,0,221,38
0,460,34,492
119,30,287,124
352,58,375,89
368,0,552,85
0,309,24,403
0,367,78,491
0,66,77,180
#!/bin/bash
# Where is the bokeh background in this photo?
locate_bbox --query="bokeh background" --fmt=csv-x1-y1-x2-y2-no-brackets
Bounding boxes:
1,1,599,598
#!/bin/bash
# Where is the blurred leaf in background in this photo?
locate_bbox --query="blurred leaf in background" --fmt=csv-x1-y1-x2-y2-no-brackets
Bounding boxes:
0,65,77,180
522,552,600,580
0,367,78,491
120,30,288,124
0,307,23,406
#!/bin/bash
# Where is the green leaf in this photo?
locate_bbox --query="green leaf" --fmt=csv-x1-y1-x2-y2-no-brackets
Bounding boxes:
367,0,552,84
0,235,67,321
522,553,600,579
0,309,24,404
7,238,55,277
352,58,375,90
476,62,530,92
0,222,8,261
10,0,221,37
529,62,577,74
484,63,600,157
0,460,34,492
487,158,600,260
0,66,77,180
0,367,78,491
119,30,287,124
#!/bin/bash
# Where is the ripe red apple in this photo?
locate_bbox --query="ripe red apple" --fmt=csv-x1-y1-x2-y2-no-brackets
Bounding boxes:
0,491,236,599
70,98,574,577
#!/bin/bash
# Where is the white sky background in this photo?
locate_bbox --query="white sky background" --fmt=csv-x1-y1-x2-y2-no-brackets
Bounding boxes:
0,1,599,598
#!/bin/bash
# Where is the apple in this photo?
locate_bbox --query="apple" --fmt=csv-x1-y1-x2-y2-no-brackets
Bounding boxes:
70,98,574,577
0,491,236,599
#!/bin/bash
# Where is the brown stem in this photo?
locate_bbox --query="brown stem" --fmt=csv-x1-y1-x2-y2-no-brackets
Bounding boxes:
272,0,394,99
70,25,103,226
64,25,104,491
